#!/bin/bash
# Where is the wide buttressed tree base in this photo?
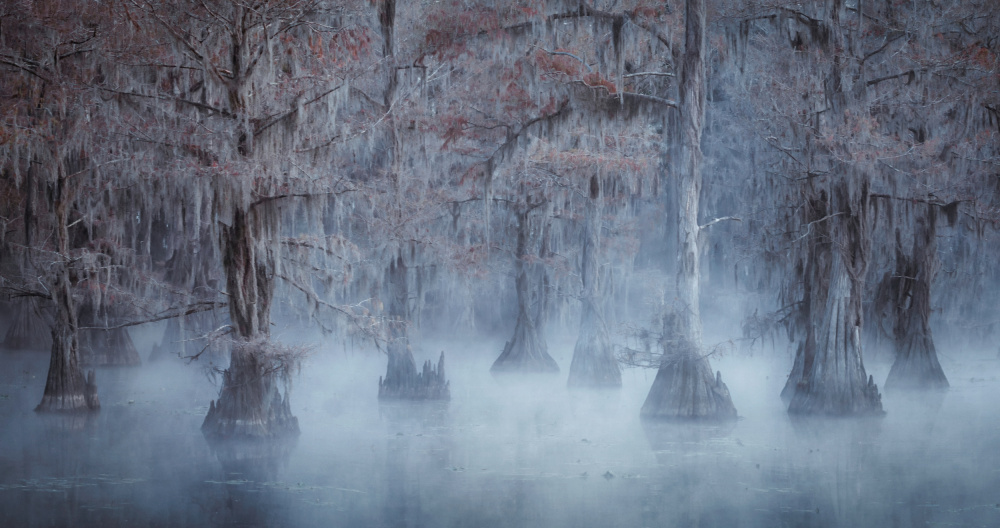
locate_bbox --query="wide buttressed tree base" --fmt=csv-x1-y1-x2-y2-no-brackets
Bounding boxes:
36,331,100,413
567,318,621,389
884,334,948,391
490,312,560,375
202,340,299,440
640,334,737,421
491,206,560,376
881,213,948,391
786,267,884,415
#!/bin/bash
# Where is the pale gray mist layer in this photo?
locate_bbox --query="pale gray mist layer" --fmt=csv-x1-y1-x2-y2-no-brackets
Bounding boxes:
2,330,999,528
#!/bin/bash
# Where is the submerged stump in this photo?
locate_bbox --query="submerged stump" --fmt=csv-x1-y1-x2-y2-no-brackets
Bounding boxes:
202,340,299,440
378,349,450,401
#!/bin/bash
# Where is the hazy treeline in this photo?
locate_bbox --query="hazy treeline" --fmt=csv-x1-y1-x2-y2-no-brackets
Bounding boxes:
0,0,997,424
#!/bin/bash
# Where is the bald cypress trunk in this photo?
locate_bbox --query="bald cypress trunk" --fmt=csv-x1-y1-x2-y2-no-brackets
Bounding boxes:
492,208,559,375
787,181,883,415
568,176,621,388
884,211,948,390
36,278,100,412
36,166,99,413
200,22,297,438
641,0,736,420
783,0,882,415
374,0,446,400
203,207,298,439
202,340,298,439
221,209,274,340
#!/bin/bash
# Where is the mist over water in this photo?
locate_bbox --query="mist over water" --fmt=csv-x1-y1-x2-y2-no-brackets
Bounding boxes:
2,331,1000,527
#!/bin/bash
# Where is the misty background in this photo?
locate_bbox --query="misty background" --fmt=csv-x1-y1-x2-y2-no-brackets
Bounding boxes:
2,0,999,526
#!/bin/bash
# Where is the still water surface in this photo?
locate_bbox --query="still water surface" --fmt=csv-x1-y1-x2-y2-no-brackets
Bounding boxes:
1,342,999,527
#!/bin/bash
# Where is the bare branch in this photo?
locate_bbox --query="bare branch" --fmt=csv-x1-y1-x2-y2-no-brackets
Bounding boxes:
78,301,227,331
624,71,674,78
699,216,742,230
536,47,593,73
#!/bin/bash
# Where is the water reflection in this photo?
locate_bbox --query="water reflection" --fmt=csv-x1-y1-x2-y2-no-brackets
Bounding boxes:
207,438,296,482
35,409,100,433
640,419,739,526
784,416,883,526
2,351,1000,527
379,401,450,528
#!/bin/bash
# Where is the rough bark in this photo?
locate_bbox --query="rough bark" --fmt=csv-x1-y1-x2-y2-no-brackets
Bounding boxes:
202,340,299,439
883,212,948,389
491,209,559,374
202,207,298,439
568,176,621,388
378,256,450,400
787,181,883,415
36,166,99,413
641,0,736,419
641,348,737,420
641,312,737,419
781,0,883,415
222,208,274,340
36,317,100,412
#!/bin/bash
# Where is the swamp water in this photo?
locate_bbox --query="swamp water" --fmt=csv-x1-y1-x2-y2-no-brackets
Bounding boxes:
2,340,999,527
